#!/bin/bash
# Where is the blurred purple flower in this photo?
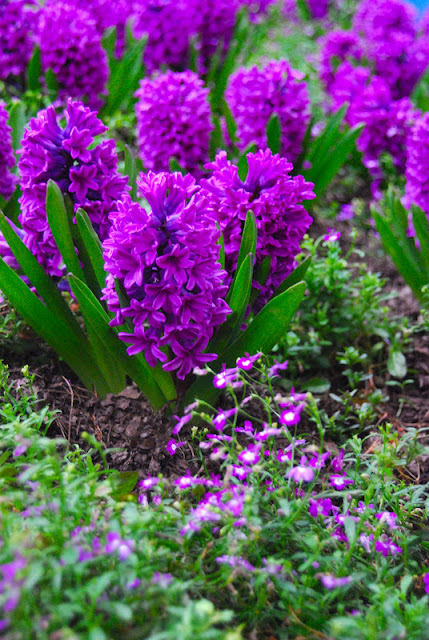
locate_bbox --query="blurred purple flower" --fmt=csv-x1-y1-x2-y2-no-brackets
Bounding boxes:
105,532,135,560
319,30,364,91
166,439,186,456
0,0,38,82
321,574,351,589
405,112,429,215
135,70,212,175
287,457,314,482
329,474,354,490
374,537,402,557
39,1,108,108
0,101,18,201
225,59,310,162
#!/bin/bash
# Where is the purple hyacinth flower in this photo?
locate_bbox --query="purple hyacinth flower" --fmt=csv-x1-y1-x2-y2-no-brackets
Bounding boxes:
18,99,129,276
135,70,213,176
0,101,18,201
405,112,429,216
200,149,314,310
39,1,109,108
319,30,364,91
225,59,310,163
102,171,231,379
0,0,38,83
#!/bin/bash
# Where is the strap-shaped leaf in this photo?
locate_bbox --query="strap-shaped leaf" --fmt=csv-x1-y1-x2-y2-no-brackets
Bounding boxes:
124,145,138,200
311,124,364,197
8,102,26,155
266,113,281,155
222,281,306,363
27,45,42,91
0,257,107,393
272,256,311,298
69,276,174,410
208,252,253,355
75,209,107,292
46,180,85,280
101,31,146,117
237,143,258,181
235,210,257,278
183,282,305,408
412,206,429,275
373,210,426,300
307,104,348,167
0,211,84,338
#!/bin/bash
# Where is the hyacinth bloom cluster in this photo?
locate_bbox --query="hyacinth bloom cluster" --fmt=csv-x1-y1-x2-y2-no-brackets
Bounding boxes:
0,0,38,82
352,0,428,99
200,149,314,307
319,30,364,91
0,102,18,201
225,60,310,163
18,100,129,276
405,113,429,216
132,0,197,74
135,71,213,175
74,0,132,57
102,171,231,379
39,1,108,108
346,76,418,182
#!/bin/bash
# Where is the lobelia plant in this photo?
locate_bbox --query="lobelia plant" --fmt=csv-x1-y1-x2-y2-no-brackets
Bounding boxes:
0,103,313,409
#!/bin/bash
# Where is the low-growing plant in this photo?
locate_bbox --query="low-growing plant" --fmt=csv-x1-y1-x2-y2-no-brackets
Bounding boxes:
2,358,429,639
278,231,412,380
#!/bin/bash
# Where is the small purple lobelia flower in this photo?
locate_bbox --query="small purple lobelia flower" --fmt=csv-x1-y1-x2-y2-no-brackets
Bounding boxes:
320,574,351,589
0,0,38,82
225,59,310,163
347,76,419,181
0,101,18,201
405,113,429,216
39,1,109,108
319,30,364,92
102,171,231,379
18,100,129,276
200,149,314,309
135,70,213,176
132,0,197,74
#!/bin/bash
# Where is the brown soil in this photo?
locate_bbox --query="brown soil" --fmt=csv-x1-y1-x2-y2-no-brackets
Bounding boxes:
3,222,429,483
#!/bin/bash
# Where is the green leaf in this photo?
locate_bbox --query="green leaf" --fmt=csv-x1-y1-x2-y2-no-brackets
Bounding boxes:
46,181,85,280
310,124,364,198
235,210,257,276
0,212,84,338
75,209,107,292
69,276,172,410
27,45,42,92
237,143,258,181
8,101,26,155
169,157,186,175
124,145,138,200
183,282,305,408
266,113,281,155
101,31,146,117
110,470,139,497
0,257,107,393
307,104,348,166
45,68,58,97
209,115,222,161
272,256,311,298
221,99,238,145
412,206,429,274
387,350,407,379
373,209,426,300
208,252,253,355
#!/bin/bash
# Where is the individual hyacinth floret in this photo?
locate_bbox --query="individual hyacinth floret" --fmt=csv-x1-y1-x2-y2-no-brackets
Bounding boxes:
200,149,314,309
18,100,129,276
0,101,18,201
102,171,231,379
405,113,429,216
0,0,38,82
39,1,109,108
225,60,310,163
135,70,213,175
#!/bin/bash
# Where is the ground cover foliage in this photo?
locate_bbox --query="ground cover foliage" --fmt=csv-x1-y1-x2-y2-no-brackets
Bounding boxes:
1,0,429,638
